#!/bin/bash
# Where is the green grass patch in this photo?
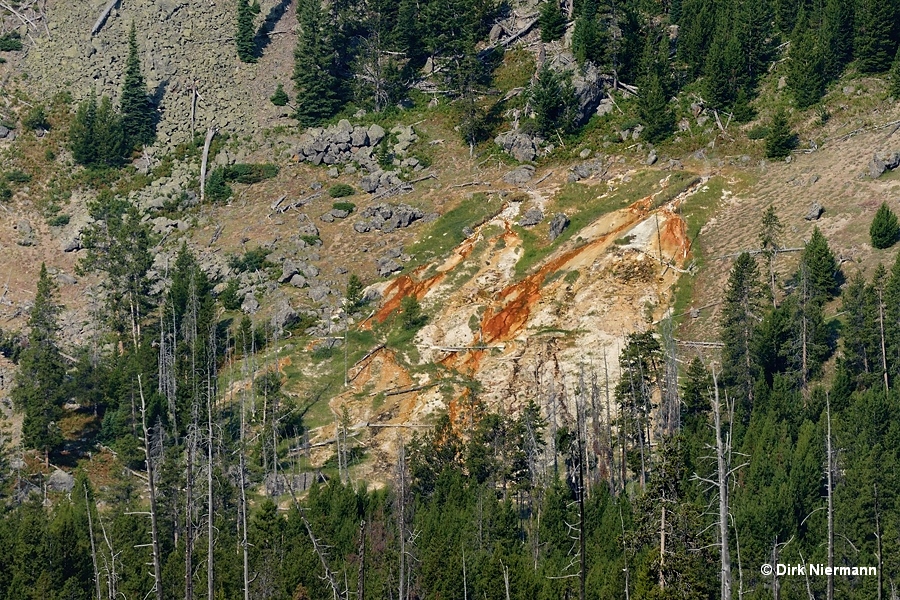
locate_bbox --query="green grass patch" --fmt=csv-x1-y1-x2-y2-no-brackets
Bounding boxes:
329,183,355,198
404,193,502,269
514,171,699,278
670,175,730,323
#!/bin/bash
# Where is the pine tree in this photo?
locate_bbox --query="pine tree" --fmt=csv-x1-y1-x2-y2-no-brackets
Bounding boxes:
764,108,795,159
870,202,900,249
571,0,605,65
530,65,577,136
821,0,854,79
759,204,784,303
69,93,98,166
94,96,126,167
269,83,289,106
721,252,765,406
800,226,839,302
638,41,674,143
11,264,67,465
889,45,900,98
293,0,340,126
236,0,257,63
854,0,897,73
539,0,566,43
788,28,826,109
120,23,155,150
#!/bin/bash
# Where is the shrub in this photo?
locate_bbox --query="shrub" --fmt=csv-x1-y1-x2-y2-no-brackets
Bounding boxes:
332,201,356,213
0,32,23,51
47,214,70,227
5,170,32,183
400,295,427,330
270,83,289,106
300,234,321,246
764,109,797,159
229,248,272,273
0,182,11,202
223,163,279,184
23,106,49,131
870,203,900,249
206,167,232,202
329,183,355,198
219,279,243,310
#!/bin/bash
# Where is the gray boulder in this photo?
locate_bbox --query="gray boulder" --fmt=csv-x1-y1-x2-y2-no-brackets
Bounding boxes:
47,470,75,493
518,208,544,227
503,165,536,185
804,203,825,221
569,61,606,126
330,208,351,219
870,151,900,178
241,293,260,314
320,212,335,223
368,123,386,146
377,258,403,277
289,274,307,288
0,125,9,138
271,299,298,333
280,260,299,283
354,221,371,233
549,213,570,241
351,126,369,147
308,285,332,303
495,131,537,162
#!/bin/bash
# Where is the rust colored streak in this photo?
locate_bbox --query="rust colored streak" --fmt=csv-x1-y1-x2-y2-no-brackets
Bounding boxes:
659,212,690,260
374,272,443,323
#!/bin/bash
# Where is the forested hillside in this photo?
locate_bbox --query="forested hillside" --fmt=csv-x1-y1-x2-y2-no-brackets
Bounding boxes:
1,0,900,598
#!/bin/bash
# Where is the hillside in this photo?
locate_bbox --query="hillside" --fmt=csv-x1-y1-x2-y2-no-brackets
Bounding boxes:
3,0,900,597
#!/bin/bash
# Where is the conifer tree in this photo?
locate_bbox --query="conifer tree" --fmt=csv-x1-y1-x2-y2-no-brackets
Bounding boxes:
293,0,340,126
759,204,784,303
638,41,674,143
572,0,605,66
94,96,127,167
764,108,795,159
721,252,764,406
11,264,67,465
530,65,577,136
854,0,896,73
800,226,839,302
889,45,900,98
821,0,854,79
788,28,825,109
236,0,257,63
120,23,155,150
539,0,566,43
69,93,98,166
269,83,289,106
870,202,900,249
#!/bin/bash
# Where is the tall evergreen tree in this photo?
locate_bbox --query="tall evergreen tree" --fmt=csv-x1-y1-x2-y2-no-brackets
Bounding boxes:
11,264,67,465
870,202,900,249
821,0,854,79
236,0,258,63
572,0,605,66
721,252,765,407
530,65,577,136
890,45,900,98
788,27,826,109
539,0,566,42
638,38,674,143
293,0,340,126
854,0,897,73
764,108,795,159
69,93,98,166
120,23,155,150
800,226,839,302
94,96,127,167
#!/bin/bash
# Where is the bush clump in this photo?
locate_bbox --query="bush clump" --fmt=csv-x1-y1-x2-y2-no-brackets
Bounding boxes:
0,32,23,52
23,106,49,131
332,201,356,213
328,183,355,198
229,248,273,273
870,203,900,249
0,182,11,202
400,295,427,330
5,170,32,183
206,168,233,202
222,163,279,184
47,214,70,227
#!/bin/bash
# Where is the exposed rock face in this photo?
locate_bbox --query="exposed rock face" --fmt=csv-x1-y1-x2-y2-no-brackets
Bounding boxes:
296,121,392,171
804,203,825,221
503,165,535,185
567,159,604,182
549,213,570,240
494,131,538,162
354,203,425,234
517,208,543,227
869,151,900,178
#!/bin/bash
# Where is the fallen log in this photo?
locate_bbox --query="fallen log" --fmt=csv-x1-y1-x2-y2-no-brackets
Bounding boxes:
90,0,120,36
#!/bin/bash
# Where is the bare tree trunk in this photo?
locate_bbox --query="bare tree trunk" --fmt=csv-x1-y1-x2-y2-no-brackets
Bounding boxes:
878,284,890,397
876,484,883,600
138,375,165,600
90,0,119,35
302,516,342,600
659,504,666,589
239,361,250,600
84,483,102,600
207,326,216,600
357,521,366,600
199,127,217,203
826,393,834,600
712,366,732,600
603,350,616,495
397,436,408,600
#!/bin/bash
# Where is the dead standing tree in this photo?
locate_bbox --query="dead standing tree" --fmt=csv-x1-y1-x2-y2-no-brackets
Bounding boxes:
137,374,164,600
